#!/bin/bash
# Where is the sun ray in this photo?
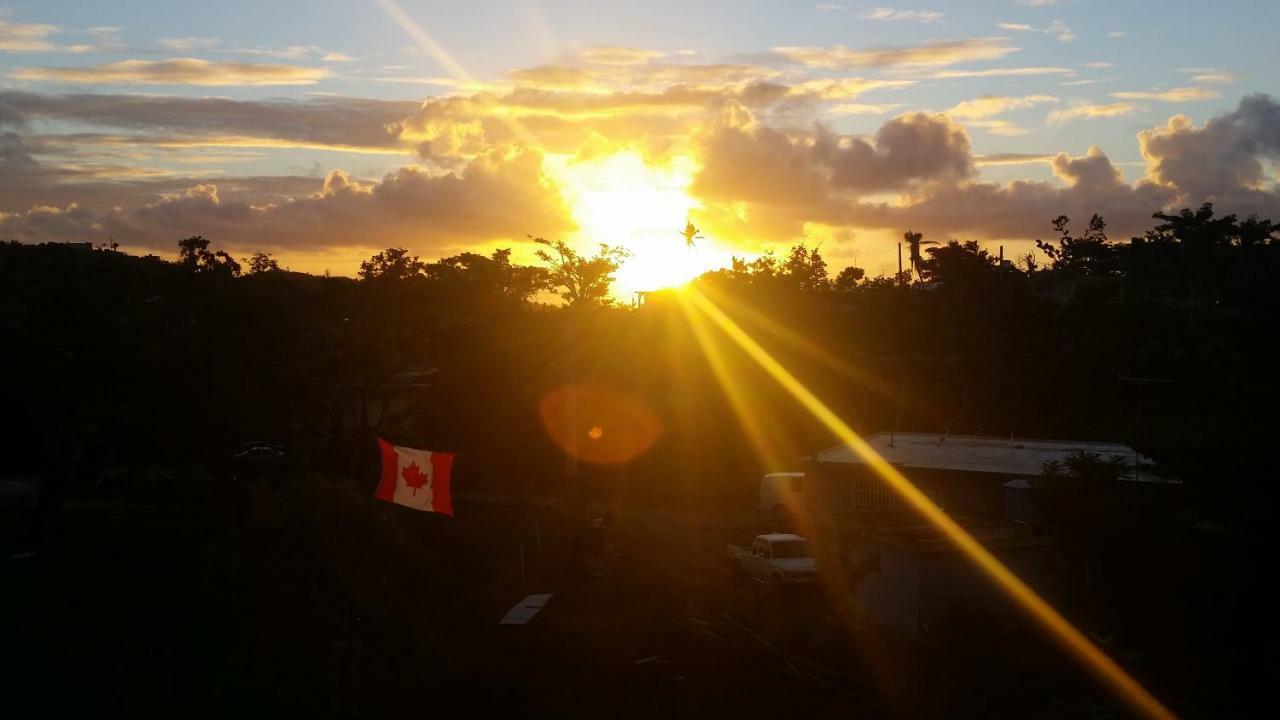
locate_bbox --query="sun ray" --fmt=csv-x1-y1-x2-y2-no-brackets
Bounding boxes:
681,286,1176,720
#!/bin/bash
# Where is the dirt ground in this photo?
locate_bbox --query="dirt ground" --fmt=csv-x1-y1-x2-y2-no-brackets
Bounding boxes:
0,475,1181,718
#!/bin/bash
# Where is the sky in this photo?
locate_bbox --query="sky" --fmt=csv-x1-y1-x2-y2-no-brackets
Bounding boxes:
2,0,1279,289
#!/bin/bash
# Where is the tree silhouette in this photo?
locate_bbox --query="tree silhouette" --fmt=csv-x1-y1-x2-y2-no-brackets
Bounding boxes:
903,230,937,281
246,252,282,274
1034,214,1112,275
531,236,629,306
359,247,426,281
920,240,997,285
177,236,241,276
834,265,866,291
427,248,549,302
781,242,830,291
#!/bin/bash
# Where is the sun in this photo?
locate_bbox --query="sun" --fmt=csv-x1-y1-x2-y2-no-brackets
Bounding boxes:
545,151,733,296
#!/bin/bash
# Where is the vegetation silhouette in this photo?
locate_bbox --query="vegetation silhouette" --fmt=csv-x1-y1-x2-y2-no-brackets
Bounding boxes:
2,202,1276,716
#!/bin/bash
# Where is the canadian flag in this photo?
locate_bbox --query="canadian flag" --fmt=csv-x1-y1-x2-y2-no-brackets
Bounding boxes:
375,438,455,516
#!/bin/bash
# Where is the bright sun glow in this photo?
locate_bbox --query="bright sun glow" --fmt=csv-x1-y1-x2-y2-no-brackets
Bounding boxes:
545,151,734,296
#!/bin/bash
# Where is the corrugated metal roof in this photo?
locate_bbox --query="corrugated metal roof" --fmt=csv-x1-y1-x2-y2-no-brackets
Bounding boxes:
815,432,1172,481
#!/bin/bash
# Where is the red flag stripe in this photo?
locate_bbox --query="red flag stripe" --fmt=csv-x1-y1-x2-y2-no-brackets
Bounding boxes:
375,437,399,502
430,451,455,517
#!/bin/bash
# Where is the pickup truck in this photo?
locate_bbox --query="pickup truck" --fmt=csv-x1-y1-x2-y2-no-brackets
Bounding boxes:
726,533,817,584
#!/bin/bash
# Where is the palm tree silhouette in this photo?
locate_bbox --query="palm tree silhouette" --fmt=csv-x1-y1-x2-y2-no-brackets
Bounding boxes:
904,230,937,281
680,221,704,249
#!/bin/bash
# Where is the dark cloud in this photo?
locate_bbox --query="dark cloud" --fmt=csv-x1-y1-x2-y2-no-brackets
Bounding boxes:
0,147,574,255
691,112,973,209
0,91,421,150
0,102,24,128
1140,93,1280,202
689,96,1280,243
834,147,1176,239
825,112,974,191
0,132,38,170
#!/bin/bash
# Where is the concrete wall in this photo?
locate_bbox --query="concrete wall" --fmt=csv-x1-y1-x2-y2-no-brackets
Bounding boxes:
848,539,922,639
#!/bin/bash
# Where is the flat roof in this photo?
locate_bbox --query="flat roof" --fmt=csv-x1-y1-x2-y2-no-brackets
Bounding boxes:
815,432,1173,482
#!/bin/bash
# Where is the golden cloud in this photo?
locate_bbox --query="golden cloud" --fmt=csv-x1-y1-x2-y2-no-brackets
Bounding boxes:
1111,86,1219,102
929,66,1073,79
0,19,57,52
577,45,665,66
0,147,575,256
1046,102,1137,123
964,119,1029,136
774,38,1018,69
10,58,329,86
946,94,1058,119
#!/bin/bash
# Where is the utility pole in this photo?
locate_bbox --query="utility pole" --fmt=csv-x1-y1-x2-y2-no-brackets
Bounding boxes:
897,242,903,285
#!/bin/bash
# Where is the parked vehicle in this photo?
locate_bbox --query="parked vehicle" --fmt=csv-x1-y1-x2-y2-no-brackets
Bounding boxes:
757,472,804,522
726,533,817,584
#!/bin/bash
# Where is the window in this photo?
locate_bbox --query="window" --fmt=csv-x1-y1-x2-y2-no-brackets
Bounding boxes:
772,541,809,558
852,477,894,510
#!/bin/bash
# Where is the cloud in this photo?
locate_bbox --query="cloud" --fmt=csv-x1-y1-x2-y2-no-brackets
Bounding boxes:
863,8,944,23
964,119,1029,136
0,18,57,52
788,77,915,100
929,66,1072,79
688,117,1174,242
829,103,905,115
826,146,1175,241
159,37,220,51
399,68,911,161
995,19,1073,42
773,38,1017,69
509,59,776,90
946,94,1057,119
686,95,1280,247
577,45,665,66
0,91,419,151
691,111,974,213
0,102,24,128
1138,94,1280,203
1185,71,1238,84
974,152,1055,166
1047,102,1137,123
1016,0,1060,6
1107,31,1126,39
1047,20,1075,43
10,58,330,86
0,147,575,255
1112,86,1218,102
321,52,357,63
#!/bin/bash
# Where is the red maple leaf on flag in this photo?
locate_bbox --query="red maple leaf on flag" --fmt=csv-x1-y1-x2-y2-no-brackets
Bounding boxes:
401,461,431,495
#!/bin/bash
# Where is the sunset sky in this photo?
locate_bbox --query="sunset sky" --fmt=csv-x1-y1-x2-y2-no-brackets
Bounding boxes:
2,0,1278,290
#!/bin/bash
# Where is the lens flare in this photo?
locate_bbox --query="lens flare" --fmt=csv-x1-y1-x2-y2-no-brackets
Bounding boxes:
682,287,1175,720
539,383,663,464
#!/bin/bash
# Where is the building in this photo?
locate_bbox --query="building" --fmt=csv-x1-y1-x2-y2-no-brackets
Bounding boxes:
801,432,1177,639
805,432,1172,518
